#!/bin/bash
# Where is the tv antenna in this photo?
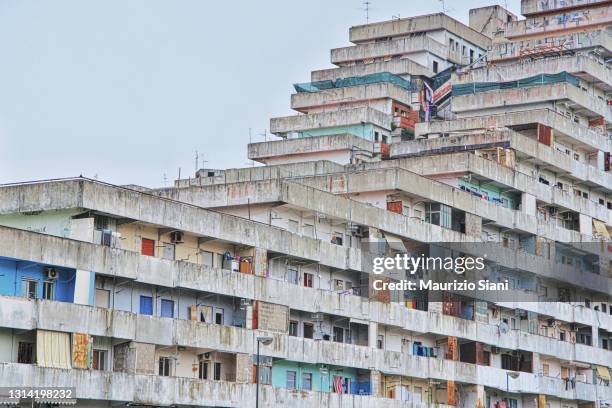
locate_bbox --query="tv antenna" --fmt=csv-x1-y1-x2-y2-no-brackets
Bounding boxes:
362,1,372,23
439,0,449,13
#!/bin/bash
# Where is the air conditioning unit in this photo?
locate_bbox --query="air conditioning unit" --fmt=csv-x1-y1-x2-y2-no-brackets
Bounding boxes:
45,267,59,280
170,231,184,244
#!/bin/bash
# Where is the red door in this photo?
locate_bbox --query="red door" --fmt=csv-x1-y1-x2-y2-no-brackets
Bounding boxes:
141,238,155,256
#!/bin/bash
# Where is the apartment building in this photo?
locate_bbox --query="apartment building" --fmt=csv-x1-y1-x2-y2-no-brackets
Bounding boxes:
0,1,610,407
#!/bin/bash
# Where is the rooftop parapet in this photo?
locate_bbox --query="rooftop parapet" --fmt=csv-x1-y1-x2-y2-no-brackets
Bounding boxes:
290,82,412,112
455,55,612,92
270,107,392,136
451,82,612,123
416,109,610,152
507,2,612,38
247,133,376,164
521,0,612,16
330,35,450,65
311,59,432,82
348,13,491,49
486,28,612,61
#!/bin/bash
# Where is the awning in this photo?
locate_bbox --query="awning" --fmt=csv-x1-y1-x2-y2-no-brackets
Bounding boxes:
383,232,407,252
596,365,611,381
593,219,610,239
37,330,71,369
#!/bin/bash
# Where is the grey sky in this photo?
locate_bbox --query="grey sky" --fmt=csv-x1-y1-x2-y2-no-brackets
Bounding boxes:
0,0,521,187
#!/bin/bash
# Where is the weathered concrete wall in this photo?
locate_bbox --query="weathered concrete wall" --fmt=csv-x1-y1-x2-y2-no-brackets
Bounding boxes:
1,291,611,371
311,59,432,81
416,108,610,153
248,134,375,161
454,55,612,89
271,107,391,135
330,36,449,64
452,83,611,123
348,13,490,49
289,84,410,113
0,362,470,407
400,152,610,224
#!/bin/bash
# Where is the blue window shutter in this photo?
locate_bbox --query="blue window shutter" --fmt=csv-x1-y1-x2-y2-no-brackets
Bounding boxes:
140,296,153,315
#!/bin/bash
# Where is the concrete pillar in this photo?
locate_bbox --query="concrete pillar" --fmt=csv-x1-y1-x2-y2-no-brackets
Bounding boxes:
532,352,541,375
74,270,94,305
476,384,486,408
521,192,536,216
464,213,482,238
245,305,254,330
370,370,382,397
368,322,378,348
592,325,600,348
579,214,593,237
597,150,605,171
235,353,253,383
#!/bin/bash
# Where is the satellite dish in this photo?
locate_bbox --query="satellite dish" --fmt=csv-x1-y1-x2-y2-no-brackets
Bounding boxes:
499,322,510,334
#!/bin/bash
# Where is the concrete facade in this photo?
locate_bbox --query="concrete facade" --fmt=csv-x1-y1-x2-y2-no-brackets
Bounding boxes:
0,1,611,407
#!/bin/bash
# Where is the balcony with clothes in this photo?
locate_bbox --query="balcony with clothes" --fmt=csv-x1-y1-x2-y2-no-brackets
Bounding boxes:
270,359,372,396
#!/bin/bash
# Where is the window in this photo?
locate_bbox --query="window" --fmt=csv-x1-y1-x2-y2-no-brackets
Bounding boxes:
433,61,438,73
559,330,566,341
201,251,214,267
141,238,155,256
92,349,106,371
288,220,298,233
303,323,314,339
159,357,172,376
286,371,297,389
331,232,343,246
402,205,410,216
22,279,38,299
287,267,299,285
303,273,313,288
17,342,34,364
160,299,174,318
542,363,549,376
214,308,224,325
561,366,569,379
198,360,209,379
302,372,312,390
334,279,344,291
162,243,175,260
42,281,55,300
289,320,298,337
333,326,344,343
95,288,110,308
257,365,272,384
214,362,222,380
139,296,153,315
303,224,314,238
377,334,384,349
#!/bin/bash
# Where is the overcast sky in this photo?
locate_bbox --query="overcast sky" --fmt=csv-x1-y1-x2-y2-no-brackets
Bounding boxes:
0,0,521,187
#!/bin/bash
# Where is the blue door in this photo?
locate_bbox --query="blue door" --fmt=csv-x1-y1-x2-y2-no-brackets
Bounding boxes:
160,299,174,318
140,296,153,315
